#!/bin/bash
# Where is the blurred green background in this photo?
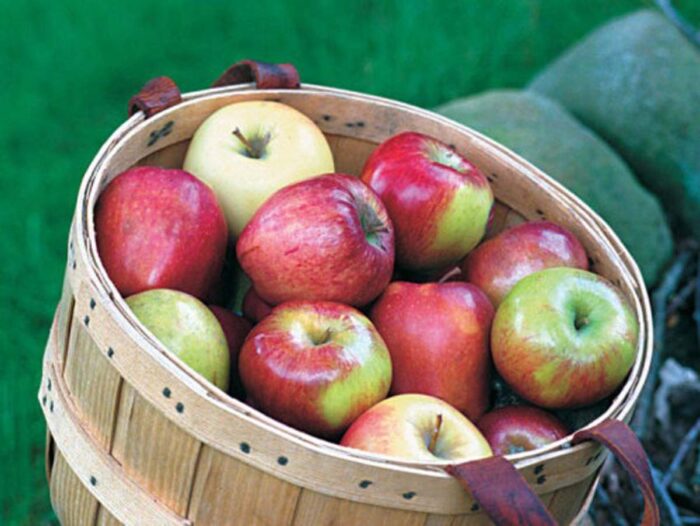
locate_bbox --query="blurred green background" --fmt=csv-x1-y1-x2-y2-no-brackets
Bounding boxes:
2,1,698,523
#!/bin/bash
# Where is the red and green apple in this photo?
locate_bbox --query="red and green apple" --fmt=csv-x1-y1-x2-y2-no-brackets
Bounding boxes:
238,301,392,438
361,132,493,271
491,268,638,408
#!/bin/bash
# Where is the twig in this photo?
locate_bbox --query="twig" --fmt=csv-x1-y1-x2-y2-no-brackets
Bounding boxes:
694,254,700,355
593,485,629,526
668,277,697,317
633,249,694,440
656,0,700,49
663,417,700,488
652,465,683,526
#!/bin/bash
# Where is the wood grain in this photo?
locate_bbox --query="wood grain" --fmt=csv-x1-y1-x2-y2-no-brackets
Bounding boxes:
111,383,201,516
50,451,99,526
188,446,301,525
292,490,427,526
63,315,122,450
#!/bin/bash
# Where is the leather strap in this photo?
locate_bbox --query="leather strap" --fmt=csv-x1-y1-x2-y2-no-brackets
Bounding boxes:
446,456,557,525
447,419,660,526
212,60,300,89
128,76,182,118
573,420,660,526
128,60,299,119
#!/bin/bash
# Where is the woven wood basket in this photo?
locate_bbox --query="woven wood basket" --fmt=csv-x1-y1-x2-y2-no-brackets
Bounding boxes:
39,61,658,526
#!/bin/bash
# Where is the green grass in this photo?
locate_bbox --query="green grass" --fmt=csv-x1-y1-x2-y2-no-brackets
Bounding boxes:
2,1,698,523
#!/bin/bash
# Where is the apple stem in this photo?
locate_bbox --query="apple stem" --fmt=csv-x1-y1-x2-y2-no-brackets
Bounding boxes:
438,267,462,284
312,327,333,346
232,127,271,159
428,414,443,454
364,224,390,235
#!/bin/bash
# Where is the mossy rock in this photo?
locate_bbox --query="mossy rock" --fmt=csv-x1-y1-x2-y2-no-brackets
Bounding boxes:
530,9,700,239
436,90,672,284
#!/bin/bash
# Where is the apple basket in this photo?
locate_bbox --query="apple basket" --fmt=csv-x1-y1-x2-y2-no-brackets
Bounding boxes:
39,60,659,525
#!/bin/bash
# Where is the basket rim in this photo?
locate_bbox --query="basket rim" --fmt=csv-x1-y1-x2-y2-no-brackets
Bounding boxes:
72,82,652,474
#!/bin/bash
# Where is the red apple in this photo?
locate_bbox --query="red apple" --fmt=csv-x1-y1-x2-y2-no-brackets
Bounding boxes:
236,174,394,307
242,287,273,323
209,306,252,399
238,301,392,438
492,268,639,408
478,406,568,456
361,132,493,271
370,281,494,421
95,166,228,300
340,394,492,462
464,220,588,306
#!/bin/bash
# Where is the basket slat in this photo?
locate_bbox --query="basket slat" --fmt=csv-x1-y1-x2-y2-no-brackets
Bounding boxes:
96,506,121,526
56,265,75,370
111,383,202,516
41,350,187,525
64,316,122,450
188,446,302,525
291,491,428,526
424,511,504,525
51,452,100,526
546,476,596,526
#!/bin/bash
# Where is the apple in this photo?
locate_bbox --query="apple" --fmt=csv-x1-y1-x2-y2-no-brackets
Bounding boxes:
491,268,639,408
370,281,494,421
237,174,394,307
464,220,589,306
127,289,229,390
183,101,335,236
361,132,493,271
209,305,251,399
478,406,568,456
340,394,492,462
95,166,228,300
242,287,273,323
238,301,392,438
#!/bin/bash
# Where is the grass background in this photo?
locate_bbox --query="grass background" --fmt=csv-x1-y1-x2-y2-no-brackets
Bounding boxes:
2,1,698,523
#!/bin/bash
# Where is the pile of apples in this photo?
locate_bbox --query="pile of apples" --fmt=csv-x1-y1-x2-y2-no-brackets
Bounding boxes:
95,100,639,463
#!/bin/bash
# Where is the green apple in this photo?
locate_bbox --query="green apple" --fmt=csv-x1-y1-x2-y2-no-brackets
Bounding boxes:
491,268,638,408
183,101,335,236
126,289,230,390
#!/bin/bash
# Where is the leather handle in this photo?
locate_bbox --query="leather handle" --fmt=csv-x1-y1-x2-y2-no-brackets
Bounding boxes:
128,60,299,118
446,419,660,526
128,76,182,118
572,420,660,526
212,60,300,89
446,456,558,525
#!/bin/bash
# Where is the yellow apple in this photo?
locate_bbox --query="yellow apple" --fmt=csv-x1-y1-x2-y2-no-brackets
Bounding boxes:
340,394,492,462
184,101,335,236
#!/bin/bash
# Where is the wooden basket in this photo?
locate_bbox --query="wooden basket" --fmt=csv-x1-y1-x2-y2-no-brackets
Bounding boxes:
39,61,658,526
